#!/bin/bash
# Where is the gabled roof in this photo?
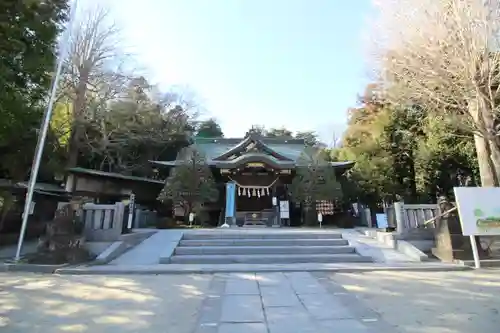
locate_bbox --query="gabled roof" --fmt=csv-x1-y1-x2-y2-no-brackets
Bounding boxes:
150,134,355,171
192,135,307,164
211,133,294,161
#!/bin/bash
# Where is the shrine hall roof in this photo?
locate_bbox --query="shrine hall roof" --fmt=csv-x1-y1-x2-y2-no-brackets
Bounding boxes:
151,135,355,170
194,137,306,162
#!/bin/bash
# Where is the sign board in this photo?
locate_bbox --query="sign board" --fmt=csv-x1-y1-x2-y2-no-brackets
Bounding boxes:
454,187,500,236
376,213,388,229
28,201,36,215
279,200,289,219
129,193,135,210
246,162,265,168
317,213,323,222
127,193,136,229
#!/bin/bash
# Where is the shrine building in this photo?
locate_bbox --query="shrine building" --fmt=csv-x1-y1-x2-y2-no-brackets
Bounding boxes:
151,133,355,227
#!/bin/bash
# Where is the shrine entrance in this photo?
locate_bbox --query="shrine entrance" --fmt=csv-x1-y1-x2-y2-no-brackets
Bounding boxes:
237,193,272,212
223,162,287,226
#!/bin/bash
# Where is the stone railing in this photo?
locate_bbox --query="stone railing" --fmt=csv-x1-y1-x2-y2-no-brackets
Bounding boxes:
392,202,439,234
81,202,125,241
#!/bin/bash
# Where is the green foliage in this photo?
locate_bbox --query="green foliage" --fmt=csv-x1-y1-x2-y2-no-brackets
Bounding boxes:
245,125,266,136
334,84,478,206
290,147,342,225
51,100,73,147
265,127,293,138
244,126,320,147
295,131,319,147
0,0,69,180
158,146,219,219
196,118,224,138
75,78,193,175
414,115,478,200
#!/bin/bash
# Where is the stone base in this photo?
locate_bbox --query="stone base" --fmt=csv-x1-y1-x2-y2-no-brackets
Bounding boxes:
432,234,489,263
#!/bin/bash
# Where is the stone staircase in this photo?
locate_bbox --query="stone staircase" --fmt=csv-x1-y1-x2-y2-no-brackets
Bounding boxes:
163,230,373,264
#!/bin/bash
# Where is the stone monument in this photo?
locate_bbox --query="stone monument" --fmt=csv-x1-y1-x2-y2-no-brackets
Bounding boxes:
432,195,488,262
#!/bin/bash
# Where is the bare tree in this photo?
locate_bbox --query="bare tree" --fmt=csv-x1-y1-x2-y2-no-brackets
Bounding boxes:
60,5,128,168
369,0,500,186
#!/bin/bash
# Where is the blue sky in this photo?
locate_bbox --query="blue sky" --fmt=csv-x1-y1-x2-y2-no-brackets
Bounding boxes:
89,0,374,144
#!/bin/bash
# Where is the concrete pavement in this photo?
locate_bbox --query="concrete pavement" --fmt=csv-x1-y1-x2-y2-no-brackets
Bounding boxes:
321,269,500,333
109,230,183,265
0,273,211,333
193,272,397,333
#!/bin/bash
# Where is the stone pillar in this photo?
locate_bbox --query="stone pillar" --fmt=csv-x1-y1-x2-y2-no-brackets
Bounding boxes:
394,201,405,235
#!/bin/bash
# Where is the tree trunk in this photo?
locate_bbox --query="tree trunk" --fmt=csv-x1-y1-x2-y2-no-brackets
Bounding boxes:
67,127,81,168
473,134,499,186
0,193,14,233
488,140,500,184
480,99,500,185
67,71,89,169
469,99,499,186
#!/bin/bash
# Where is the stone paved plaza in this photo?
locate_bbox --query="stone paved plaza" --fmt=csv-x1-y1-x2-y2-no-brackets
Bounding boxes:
1,270,500,332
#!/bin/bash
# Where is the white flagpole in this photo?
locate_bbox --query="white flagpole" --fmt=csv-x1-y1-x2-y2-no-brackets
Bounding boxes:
14,0,79,262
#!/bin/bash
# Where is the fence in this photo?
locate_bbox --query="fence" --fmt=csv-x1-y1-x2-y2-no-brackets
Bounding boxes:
134,208,158,228
391,202,438,234
81,202,125,241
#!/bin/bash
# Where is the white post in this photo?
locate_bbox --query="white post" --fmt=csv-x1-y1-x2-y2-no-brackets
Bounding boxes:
318,213,323,228
189,212,195,227
394,201,405,234
14,1,79,262
469,235,481,269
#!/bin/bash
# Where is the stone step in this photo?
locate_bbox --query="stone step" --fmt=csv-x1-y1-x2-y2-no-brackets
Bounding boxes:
174,245,356,255
182,232,343,240
167,253,372,264
179,238,349,247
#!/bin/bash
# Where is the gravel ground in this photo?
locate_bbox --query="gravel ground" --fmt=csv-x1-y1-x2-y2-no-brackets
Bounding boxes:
325,269,500,333
0,273,212,333
2,269,500,333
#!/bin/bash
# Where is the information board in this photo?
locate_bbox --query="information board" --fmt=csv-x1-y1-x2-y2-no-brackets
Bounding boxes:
279,200,289,219
454,187,500,236
376,213,388,229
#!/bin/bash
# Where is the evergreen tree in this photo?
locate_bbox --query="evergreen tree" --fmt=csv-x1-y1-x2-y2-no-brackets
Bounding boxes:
0,0,69,179
195,118,224,138
158,146,218,223
290,147,342,225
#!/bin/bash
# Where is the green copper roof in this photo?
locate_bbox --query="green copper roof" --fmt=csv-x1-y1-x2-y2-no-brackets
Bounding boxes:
151,135,355,171
193,136,306,162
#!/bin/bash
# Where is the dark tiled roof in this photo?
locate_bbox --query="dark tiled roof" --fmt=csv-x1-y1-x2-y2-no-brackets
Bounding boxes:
67,167,164,184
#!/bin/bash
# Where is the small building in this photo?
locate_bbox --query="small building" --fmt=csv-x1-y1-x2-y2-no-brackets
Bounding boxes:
65,167,164,205
151,133,355,227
